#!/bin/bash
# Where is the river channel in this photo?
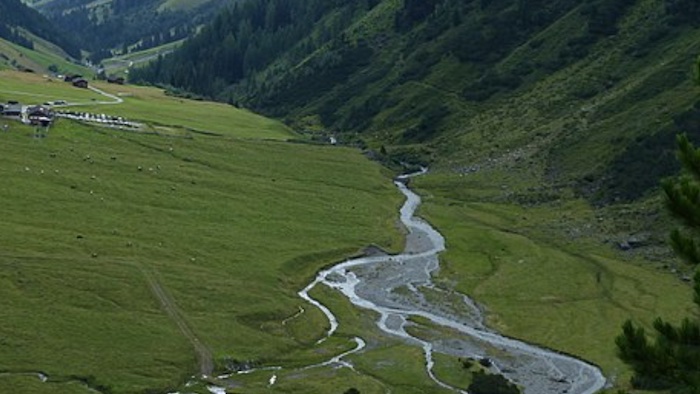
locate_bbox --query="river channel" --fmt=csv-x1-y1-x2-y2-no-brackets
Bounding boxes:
298,171,607,394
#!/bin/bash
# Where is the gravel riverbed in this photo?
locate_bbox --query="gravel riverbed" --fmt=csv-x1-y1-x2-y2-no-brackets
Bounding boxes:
301,171,606,394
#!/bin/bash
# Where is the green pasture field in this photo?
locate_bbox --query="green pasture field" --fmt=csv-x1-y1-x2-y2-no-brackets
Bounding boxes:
431,353,476,390
0,71,103,104
413,172,695,387
72,80,294,139
0,70,293,140
102,40,184,75
0,117,403,393
1,68,693,393
0,375,94,394
158,0,215,12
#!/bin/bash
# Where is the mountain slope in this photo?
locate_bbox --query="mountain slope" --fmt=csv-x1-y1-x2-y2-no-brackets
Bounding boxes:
0,36,88,75
25,0,235,61
133,0,700,207
0,0,79,58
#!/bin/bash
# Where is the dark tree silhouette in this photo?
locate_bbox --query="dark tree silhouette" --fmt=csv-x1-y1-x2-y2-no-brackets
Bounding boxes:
616,61,700,393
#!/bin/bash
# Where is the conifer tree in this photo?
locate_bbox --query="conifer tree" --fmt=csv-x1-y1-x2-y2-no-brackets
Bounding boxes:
615,61,700,393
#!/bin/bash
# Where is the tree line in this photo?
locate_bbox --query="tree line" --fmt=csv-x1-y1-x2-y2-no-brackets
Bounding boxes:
38,0,229,62
131,0,379,98
0,0,80,58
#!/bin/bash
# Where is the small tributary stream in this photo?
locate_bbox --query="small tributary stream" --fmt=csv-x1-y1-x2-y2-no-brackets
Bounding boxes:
297,170,607,394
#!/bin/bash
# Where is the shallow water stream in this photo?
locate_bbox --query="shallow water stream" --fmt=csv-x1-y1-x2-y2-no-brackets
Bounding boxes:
298,171,606,394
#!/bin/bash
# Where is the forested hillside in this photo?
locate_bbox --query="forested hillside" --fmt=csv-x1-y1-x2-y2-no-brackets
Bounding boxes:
132,0,380,98
133,0,700,208
0,0,79,58
24,0,234,62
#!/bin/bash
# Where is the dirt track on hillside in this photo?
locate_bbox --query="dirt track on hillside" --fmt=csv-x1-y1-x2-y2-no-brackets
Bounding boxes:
141,267,214,377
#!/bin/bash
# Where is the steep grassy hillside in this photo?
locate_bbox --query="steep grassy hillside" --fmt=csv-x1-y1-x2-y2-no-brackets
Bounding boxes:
134,0,700,201
0,38,88,75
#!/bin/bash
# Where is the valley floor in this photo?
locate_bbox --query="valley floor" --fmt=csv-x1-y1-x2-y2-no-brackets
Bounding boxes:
0,70,693,393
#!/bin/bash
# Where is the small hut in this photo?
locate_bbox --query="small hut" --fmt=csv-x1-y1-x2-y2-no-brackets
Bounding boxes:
72,78,89,89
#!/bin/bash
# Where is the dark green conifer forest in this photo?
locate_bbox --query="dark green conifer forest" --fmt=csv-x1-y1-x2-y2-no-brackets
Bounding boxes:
30,0,233,62
0,0,80,57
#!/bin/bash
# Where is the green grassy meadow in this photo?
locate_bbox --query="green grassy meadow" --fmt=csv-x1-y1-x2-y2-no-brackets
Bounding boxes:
413,173,695,385
0,375,94,394
0,71,103,103
0,71,293,140
0,65,696,393
74,81,294,139
0,72,406,392
102,40,184,76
